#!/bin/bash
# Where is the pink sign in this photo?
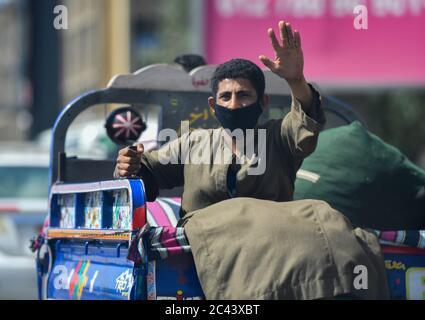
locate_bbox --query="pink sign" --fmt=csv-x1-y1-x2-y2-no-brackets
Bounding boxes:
205,0,425,87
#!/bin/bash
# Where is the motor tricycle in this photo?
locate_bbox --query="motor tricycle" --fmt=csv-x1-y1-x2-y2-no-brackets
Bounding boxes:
35,64,425,300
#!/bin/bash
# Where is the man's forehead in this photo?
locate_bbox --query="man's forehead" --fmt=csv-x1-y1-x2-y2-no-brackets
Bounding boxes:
217,78,256,92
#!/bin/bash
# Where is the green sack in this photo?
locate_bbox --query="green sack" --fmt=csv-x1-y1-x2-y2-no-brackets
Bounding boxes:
294,121,425,230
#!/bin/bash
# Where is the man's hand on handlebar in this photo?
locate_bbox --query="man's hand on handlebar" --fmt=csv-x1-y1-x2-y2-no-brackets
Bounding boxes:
115,143,144,178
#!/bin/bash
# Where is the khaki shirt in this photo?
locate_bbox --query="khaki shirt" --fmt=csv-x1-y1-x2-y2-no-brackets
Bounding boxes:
141,85,325,217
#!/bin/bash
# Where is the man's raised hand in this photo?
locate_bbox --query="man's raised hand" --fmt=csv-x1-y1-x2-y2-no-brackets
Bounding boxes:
259,21,305,85
115,143,144,178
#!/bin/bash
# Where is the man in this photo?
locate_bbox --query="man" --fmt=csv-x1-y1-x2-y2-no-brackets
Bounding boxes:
115,21,324,215
115,21,389,300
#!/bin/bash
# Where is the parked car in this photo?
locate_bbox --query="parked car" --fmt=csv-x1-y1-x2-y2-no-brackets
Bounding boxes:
0,143,49,299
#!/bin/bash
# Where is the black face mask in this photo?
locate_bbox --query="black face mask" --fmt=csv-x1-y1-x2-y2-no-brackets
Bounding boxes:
214,101,263,132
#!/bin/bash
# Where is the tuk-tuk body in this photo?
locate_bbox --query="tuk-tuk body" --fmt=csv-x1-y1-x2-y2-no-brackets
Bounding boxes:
36,64,425,300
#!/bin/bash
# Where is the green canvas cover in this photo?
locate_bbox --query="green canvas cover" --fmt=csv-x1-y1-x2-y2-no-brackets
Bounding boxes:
294,121,425,230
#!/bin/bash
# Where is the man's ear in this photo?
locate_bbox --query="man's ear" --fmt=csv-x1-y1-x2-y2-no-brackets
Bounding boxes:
208,96,215,114
261,94,270,111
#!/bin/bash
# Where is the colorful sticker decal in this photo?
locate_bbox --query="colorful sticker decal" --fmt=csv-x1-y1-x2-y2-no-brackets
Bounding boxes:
176,289,183,300
147,261,156,300
115,269,134,298
84,192,102,229
156,288,204,301
157,296,203,300
385,260,407,271
58,194,75,228
68,260,91,300
112,189,131,229
406,268,425,300
51,260,128,300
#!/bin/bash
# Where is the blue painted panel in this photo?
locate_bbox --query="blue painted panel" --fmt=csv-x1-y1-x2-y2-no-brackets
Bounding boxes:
383,251,425,300
155,254,204,299
47,241,135,300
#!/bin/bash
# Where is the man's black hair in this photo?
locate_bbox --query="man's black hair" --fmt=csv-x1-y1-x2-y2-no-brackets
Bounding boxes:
211,59,265,101
174,54,206,73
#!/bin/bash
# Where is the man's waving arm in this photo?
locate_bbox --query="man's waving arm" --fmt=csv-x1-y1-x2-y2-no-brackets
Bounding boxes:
259,21,325,159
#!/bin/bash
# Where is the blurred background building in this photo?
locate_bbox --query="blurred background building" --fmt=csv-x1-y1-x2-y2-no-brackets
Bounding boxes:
0,0,424,167
0,0,200,140
0,0,29,141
